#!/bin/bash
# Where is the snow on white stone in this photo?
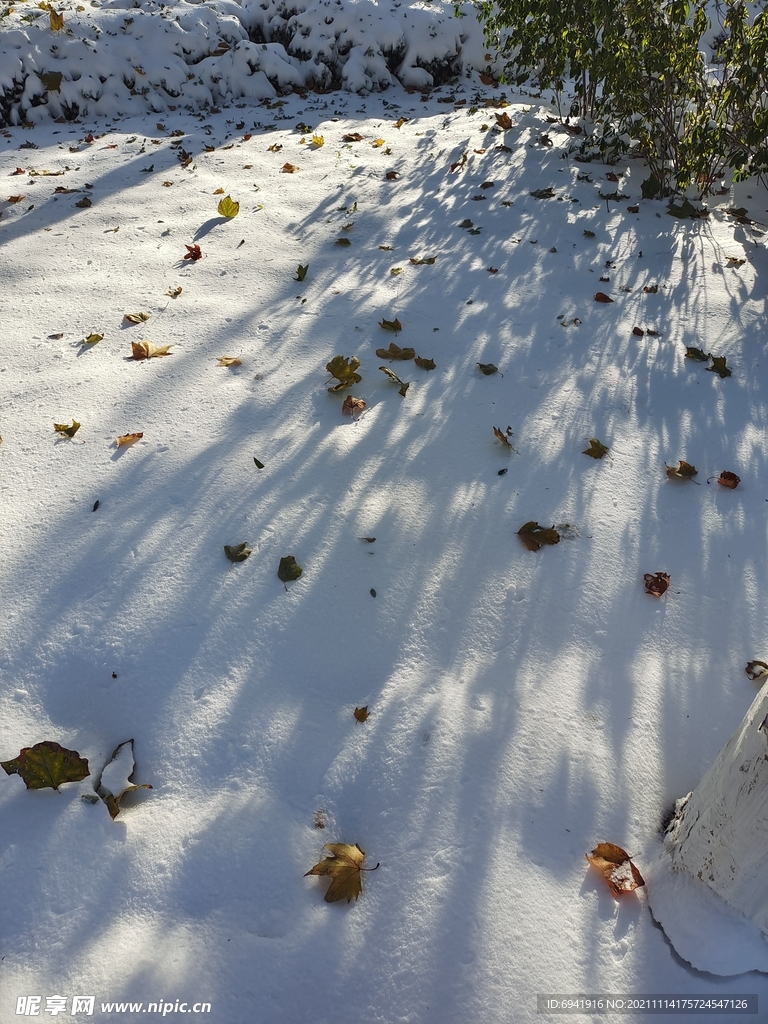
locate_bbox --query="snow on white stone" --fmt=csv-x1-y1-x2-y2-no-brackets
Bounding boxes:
645,840,768,976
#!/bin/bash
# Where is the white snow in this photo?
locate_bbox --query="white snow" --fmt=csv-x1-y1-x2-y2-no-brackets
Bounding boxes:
1,3,768,1021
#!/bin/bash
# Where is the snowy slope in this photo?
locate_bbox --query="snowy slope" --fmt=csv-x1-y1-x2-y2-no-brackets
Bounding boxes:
1,44,768,1024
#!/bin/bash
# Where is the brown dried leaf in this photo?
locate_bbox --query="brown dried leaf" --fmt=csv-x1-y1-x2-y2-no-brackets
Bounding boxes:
716,471,740,489
518,521,560,552
745,660,768,681
375,342,414,361
595,291,613,303
644,572,670,597
217,356,242,367
54,420,80,438
666,460,697,481
495,112,513,130
353,706,369,722
586,843,644,897
414,356,436,370
282,163,299,173
493,426,515,450
131,341,172,360
341,395,366,416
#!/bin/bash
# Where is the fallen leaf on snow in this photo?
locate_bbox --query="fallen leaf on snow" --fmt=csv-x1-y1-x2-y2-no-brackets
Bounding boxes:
745,660,768,681
583,438,609,459
1,740,89,790
477,362,501,376
518,521,560,551
685,346,709,361
376,342,414,360
83,333,103,345
278,554,303,584
714,471,740,489
707,355,731,378
96,739,152,819
282,163,299,173
493,425,515,450
409,257,436,265
167,287,182,298
353,706,370,722
217,195,239,218
131,341,172,360
379,318,402,333
326,355,361,392
295,263,309,282
54,420,80,438
124,312,150,324
217,356,242,367
644,572,670,597
414,356,436,370
115,432,143,447
666,460,697,481
595,292,613,303
341,395,366,416
586,843,644,897
183,244,202,261
224,542,252,563
379,366,410,397
305,842,376,903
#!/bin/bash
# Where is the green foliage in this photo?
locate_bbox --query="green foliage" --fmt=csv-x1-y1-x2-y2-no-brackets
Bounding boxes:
477,0,768,196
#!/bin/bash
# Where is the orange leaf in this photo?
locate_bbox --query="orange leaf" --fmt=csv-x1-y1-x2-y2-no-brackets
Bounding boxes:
595,292,613,303
717,470,740,489
282,163,299,173
586,843,644,898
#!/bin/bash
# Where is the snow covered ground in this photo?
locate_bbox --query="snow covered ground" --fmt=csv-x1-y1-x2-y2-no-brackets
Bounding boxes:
2,4,768,1021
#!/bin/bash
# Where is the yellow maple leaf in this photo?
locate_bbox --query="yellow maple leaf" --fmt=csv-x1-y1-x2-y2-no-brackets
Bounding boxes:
304,843,377,902
372,139,385,148
311,134,325,147
217,195,239,218
49,8,63,30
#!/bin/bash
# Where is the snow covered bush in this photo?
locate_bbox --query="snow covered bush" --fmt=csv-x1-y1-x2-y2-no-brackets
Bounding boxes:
0,0,486,125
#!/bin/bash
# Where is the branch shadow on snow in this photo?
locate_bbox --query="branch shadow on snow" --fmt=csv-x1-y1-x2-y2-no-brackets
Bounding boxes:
1,94,768,1021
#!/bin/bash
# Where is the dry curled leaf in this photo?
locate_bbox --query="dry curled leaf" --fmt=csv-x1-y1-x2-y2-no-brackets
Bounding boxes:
493,426,515,450
335,237,351,246
167,287,182,298
666,460,697,481
745,660,768,681
353,706,369,722
409,257,436,266
131,341,172,360
282,163,299,173
477,362,502,376
414,356,436,370
643,284,658,293
217,356,242,367
586,843,644,897
183,243,202,261
379,318,402,333
343,132,365,142
224,542,252,563
54,420,80,438
379,366,410,397
83,333,103,345
714,471,740,489
115,432,143,447
124,312,150,324
311,135,325,147
1,741,89,791
583,438,609,459
644,572,670,597
326,355,361,393
376,342,414,361
385,171,399,181
632,326,644,337
96,739,152,819
341,395,366,416
495,112,513,130
304,842,377,903
518,521,560,551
